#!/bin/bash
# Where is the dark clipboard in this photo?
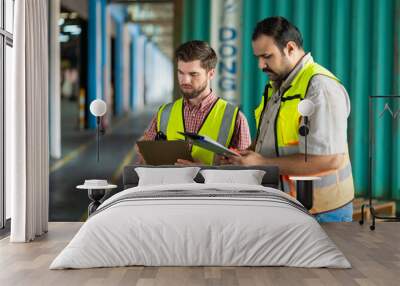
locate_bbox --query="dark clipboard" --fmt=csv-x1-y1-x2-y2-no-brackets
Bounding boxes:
178,132,240,157
137,140,192,165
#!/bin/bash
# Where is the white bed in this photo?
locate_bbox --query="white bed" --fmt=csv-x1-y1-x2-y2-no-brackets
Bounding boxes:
50,182,351,269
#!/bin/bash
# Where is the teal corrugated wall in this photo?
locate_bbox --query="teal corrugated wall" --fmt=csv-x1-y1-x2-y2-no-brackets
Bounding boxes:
254,0,274,137
241,0,259,136
372,0,394,199
395,0,400,202
351,0,371,199
182,0,210,42
181,0,400,204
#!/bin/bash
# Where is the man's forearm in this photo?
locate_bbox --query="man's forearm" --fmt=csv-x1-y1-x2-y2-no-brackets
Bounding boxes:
263,154,344,176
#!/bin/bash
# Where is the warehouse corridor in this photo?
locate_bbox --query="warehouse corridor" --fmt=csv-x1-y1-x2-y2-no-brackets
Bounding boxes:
49,98,155,221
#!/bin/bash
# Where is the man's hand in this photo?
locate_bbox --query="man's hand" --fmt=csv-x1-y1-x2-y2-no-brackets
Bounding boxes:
226,150,267,166
175,158,203,166
228,152,345,176
216,155,229,165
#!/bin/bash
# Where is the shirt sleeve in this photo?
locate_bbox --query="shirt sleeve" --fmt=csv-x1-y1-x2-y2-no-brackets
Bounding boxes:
299,75,351,155
134,114,158,164
142,114,158,141
229,111,252,150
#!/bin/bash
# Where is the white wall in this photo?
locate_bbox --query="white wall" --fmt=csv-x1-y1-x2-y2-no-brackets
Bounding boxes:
5,44,13,220
144,41,173,106
134,34,145,110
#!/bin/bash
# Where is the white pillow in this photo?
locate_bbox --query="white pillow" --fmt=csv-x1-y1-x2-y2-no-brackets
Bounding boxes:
135,167,201,186
200,169,266,185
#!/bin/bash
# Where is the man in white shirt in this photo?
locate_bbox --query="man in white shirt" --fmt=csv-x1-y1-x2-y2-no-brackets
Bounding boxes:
226,16,354,222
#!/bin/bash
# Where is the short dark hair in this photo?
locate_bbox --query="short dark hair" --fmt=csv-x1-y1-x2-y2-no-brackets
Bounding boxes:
175,40,217,71
252,16,303,51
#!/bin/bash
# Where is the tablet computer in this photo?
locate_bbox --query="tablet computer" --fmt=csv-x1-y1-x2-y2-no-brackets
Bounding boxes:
136,140,192,165
178,132,240,157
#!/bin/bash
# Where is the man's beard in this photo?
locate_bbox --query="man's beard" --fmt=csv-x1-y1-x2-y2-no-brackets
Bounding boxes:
262,57,291,82
180,80,208,99
262,67,286,82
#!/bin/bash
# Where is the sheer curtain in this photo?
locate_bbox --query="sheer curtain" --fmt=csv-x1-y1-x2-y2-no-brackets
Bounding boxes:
7,0,49,242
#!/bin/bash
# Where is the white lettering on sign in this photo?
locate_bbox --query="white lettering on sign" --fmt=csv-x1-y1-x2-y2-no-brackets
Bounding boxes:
211,0,241,103
219,27,237,92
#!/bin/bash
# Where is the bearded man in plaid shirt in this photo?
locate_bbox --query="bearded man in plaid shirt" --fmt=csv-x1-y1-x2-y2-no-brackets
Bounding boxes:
136,40,251,165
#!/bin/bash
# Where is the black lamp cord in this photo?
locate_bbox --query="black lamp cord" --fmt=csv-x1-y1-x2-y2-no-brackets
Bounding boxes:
304,116,308,162
96,116,100,163
299,116,309,162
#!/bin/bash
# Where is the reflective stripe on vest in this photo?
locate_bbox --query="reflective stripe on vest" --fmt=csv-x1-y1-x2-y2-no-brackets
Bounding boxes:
314,163,352,189
310,152,355,214
254,96,265,130
217,102,237,146
254,61,355,214
278,146,299,156
158,102,173,134
157,98,238,165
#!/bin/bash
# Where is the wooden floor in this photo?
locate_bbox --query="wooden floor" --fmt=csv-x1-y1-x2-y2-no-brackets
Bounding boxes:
0,222,399,286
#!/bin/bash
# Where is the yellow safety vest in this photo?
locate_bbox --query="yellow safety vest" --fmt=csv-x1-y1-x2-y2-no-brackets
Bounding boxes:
157,97,238,165
254,62,355,214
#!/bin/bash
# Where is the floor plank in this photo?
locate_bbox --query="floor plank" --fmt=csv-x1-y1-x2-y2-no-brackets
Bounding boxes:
0,222,399,286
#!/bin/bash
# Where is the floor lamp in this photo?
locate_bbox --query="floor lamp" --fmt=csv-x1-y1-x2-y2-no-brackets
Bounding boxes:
291,99,319,210
89,99,107,162
76,99,116,216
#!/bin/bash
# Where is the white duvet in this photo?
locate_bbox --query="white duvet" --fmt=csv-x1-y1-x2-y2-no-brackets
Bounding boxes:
50,183,351,269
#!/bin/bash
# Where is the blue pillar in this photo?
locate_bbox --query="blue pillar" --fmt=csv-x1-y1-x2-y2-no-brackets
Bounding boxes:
88,0,105,128
144,40,153,105
143,39,148,104
128,24,139,111
110,5,126,116
101,0,107,99
115,22,124,115
130,41,135,111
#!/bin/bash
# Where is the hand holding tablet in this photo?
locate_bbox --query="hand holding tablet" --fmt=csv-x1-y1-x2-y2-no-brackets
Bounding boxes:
178,132,240,157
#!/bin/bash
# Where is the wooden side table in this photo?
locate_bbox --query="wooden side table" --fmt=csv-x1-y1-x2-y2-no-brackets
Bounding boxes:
77,182,117,216
289,176,321,210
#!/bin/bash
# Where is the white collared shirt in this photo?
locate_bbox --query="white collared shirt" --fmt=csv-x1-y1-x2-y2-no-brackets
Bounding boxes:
256,53,350,157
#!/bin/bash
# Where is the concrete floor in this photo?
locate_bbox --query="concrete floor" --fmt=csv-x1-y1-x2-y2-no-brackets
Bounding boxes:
49,98,155,221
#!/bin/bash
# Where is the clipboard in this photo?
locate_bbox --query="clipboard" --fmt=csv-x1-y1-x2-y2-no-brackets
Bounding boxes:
137,140,192,165
178,132,240,157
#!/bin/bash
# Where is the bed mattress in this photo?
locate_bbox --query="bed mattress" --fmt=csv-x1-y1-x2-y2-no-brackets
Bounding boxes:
50,183,351,269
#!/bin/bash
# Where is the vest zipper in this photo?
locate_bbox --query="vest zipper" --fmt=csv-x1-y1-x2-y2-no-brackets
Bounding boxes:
196,98,220,133
255,84,271,143
274,86,292,192
190,98,220,156
273,85,291,157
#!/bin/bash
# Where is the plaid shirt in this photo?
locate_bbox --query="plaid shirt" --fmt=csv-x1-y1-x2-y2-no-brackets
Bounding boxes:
142,91,251,150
